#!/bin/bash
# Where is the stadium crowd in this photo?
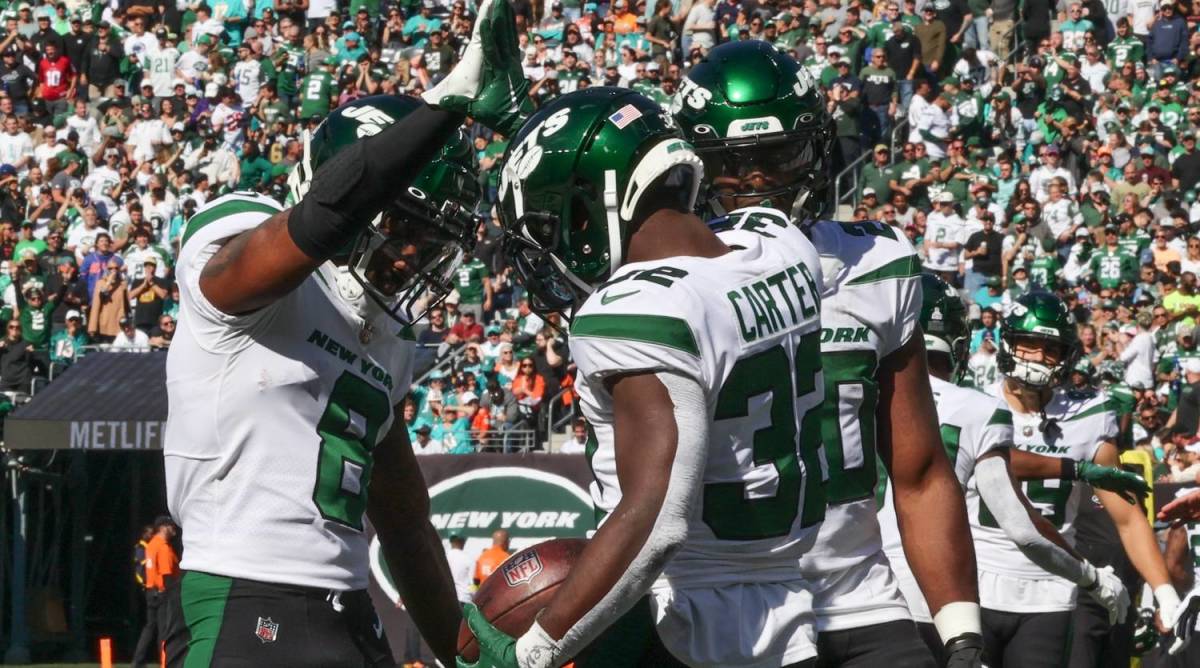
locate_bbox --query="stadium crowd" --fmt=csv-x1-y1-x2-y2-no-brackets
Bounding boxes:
0,0,1193,473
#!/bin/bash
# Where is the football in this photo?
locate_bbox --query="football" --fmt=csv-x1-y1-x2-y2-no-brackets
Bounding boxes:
457,538,588,661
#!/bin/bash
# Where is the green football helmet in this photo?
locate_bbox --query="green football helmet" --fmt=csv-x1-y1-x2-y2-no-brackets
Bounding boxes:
287,95,479,324
671,40,833,221
920,273,969,375
498,87,703,314
997,291,1080,388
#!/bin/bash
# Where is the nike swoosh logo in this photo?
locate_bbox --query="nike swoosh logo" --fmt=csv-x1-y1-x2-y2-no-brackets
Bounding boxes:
600,290,640,305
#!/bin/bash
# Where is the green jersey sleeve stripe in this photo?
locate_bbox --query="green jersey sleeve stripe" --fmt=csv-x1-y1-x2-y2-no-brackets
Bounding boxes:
987,408,1013,427
181,199,281,248
1065,400,1116,422
845,254,922,286
571,314,700,356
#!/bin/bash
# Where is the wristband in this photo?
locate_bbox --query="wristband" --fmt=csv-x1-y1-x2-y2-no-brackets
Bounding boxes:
1077,560,1099,590
1063,458,1079,481
515,620,565,668
1156,584,1182,626
933,601,982,644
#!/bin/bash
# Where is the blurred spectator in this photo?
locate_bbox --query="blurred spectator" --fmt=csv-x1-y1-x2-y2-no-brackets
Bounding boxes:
49,308,87,366
431,404,472,454
149,315,175,350
87,261,128,343
445,534,473,605
111,317,150,350
512,356,545,422
448,310,483,345
412,424,443,455
480,377,520,450
1170,358,1200,436
559,418,589,454
0,319,33,392
474,530,511,586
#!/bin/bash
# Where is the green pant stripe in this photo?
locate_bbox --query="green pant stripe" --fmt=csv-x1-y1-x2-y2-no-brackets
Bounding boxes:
181,571,233,668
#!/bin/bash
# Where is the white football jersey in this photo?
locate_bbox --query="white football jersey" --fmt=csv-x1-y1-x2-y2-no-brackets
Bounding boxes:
143,47,180,98
575,209,826,589
922,212,966,272
971,385,1116,612
164,193,416,591
1173,486,1200,585
793,216,924,632
879,375,1013,622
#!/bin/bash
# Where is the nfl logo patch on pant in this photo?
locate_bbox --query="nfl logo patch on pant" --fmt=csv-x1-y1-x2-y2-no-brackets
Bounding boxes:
255,616,280,643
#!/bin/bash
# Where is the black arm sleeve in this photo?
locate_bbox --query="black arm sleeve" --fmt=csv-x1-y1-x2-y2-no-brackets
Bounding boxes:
287,103,464,261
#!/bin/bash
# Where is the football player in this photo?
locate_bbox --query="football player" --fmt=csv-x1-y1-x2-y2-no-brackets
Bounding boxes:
462,87,828,667
971,291,1178,667
878,274,1133,663
162,2,531,665
673,40,979,667
1154,487,1200,662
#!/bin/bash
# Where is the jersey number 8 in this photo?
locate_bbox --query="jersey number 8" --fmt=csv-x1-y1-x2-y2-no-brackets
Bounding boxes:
312,371,392,531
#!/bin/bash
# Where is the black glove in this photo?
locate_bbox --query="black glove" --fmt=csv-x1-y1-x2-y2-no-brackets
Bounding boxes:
945,632,988,668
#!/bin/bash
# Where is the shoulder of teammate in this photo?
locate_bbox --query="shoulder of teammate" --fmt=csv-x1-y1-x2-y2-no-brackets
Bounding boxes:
936,376,1012,460
570,262,708,390
810,218,922,355
712,205,812,252
807,218,920,292
176,191,283,269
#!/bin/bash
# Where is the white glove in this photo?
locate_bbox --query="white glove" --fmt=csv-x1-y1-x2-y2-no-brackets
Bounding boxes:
1079,563,1130,625
1169,586,1200,655
1156,584,1182,635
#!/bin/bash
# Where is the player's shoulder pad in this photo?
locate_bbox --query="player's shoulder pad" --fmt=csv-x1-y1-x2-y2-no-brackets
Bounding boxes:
179,191,282,257
1056,386,1118,423
808,218,921,293
941,377,1013,427
572,261,701,358
710,206,810,249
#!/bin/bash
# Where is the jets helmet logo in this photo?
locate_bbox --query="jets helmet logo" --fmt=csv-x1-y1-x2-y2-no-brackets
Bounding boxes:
502,549,544,587
255,617,280,643
342,104,395,138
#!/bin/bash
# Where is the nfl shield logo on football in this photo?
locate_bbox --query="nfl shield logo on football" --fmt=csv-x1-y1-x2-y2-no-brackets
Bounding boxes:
502,549,544,587
255,616,280,643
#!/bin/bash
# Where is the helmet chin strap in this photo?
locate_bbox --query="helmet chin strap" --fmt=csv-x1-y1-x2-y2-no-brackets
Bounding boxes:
329,262,385,322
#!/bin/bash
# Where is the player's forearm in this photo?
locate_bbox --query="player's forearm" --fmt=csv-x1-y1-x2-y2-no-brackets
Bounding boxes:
1009,449,1072,479
975,455,1087,583
1114,505,1171,589
880,334,978,612
536,486,676,640
531,373,703,661
895,462,979,611
378,518,461,665
286,104,462,260
1166,526,1196,592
